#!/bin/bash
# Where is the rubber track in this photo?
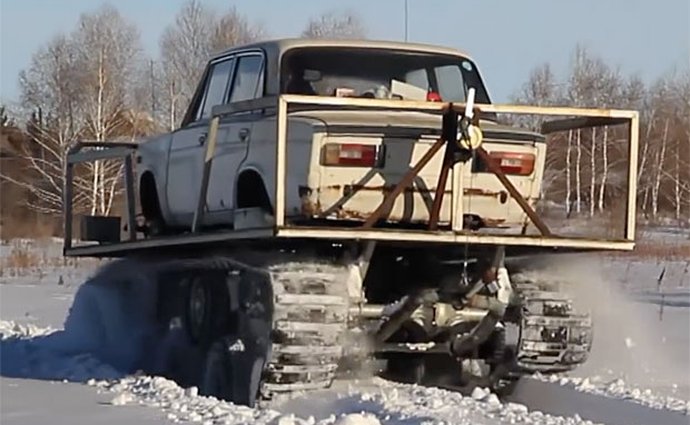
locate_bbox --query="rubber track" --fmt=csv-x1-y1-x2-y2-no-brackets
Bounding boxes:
260,261,351,398
116,255,352,398
511,276,593,374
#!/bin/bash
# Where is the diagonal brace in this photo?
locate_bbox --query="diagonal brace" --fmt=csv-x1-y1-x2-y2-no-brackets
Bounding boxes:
475,147,551,236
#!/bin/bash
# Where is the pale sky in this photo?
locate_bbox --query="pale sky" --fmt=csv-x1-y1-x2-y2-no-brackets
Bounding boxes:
1,0,689,104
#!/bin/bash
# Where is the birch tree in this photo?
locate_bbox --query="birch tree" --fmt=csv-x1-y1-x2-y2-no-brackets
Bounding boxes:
2,6,144,217
2,35,84,214
72,5,143,215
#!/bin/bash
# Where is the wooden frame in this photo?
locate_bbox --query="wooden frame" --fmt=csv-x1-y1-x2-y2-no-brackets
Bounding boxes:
63,95,639,257
273,95,639,246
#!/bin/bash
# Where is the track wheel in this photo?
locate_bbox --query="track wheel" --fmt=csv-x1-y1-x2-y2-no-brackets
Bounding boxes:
185,274,227,347
201,336,264,406
201,338,234,400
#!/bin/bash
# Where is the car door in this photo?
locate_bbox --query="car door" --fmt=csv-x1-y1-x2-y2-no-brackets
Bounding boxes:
166,56,235,226
206,52,265,218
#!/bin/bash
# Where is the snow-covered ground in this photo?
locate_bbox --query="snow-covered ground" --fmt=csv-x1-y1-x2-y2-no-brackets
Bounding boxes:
1,239,689,425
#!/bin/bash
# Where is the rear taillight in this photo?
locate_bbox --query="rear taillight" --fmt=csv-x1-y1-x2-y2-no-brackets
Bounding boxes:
486,152,535,176
426,91,442,102
321,143,384,167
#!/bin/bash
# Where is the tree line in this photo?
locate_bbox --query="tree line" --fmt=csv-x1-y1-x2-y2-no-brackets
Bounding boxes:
0,1,687,238
512,46,689,225
0,2,365,228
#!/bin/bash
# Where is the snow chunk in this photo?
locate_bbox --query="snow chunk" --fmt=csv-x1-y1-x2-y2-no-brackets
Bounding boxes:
471,386,488,400
110,392,134,405
333,413,381,425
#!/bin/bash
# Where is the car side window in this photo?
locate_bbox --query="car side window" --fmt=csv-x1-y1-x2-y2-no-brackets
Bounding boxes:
199,58,235,120
228,55,264,103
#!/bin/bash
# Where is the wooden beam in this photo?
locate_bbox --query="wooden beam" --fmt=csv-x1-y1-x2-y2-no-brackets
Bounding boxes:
275,96,288,227
625,112,640,241
541,116,630,134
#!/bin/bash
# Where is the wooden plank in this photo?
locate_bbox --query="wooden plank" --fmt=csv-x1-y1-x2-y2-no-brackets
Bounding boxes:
275,96,288,227
281,94,447,112
475,103,638,119
626,112,640,241
192,116,220,233
276,227,635,251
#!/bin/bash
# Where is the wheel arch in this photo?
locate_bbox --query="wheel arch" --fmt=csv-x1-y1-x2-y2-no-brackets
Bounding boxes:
139,170,166,223
235,167,273,211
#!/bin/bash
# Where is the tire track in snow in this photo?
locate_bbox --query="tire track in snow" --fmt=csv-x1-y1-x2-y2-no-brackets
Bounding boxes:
506,378,690,425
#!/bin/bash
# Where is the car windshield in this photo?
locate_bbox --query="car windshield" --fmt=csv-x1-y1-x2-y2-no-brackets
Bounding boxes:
280,47,492,103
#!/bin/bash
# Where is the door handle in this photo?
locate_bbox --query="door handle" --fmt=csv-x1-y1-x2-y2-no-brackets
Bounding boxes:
198,133,207,145
238,128,250,142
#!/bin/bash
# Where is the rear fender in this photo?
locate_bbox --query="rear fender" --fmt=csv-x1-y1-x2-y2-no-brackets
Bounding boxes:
136,134,174,223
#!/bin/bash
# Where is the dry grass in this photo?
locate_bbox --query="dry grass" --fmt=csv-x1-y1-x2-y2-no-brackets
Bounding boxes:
4,243,40,269
0,238,87,278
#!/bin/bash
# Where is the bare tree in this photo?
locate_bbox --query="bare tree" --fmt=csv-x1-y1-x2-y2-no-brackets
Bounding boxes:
565,46,620,216
160,0,214,130
211,6,265,52
302,10,367,39
3,5,145,217
160,0,265,130
512,47,688,225
1,35,82,215
72,4,143,215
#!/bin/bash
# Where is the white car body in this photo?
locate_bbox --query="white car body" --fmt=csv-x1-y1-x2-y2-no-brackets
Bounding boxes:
136,39,546,233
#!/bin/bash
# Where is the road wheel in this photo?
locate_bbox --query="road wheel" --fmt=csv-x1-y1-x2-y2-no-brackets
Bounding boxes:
200,336,264,406
185,275,227,347
201,338,235,401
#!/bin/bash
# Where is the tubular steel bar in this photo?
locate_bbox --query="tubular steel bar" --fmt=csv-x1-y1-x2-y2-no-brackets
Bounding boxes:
124,155,137,241
64,163,74,251
63,142,138,252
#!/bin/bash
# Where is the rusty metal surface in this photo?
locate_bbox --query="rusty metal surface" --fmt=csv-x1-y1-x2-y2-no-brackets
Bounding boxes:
329,184,510,198
475,147,551,237
362,137,446,228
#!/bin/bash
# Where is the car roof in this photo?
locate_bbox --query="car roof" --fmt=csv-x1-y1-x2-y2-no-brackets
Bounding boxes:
211,38,474,61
